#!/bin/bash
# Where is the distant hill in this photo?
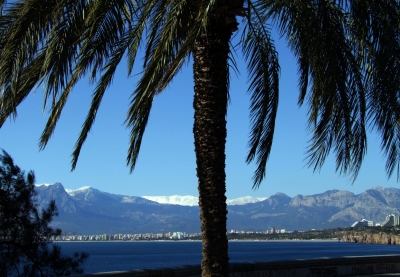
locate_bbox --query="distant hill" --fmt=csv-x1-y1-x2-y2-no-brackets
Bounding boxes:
34,184,400,234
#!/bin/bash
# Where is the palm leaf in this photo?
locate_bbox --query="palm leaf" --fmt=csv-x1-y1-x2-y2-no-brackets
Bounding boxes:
262,0,367,181
71,29,135,170
0,0,56,116
359,0,400,179
125,0,217,171
243,3,280,188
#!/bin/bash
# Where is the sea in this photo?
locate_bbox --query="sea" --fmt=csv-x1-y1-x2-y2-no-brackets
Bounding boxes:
55,240,400,275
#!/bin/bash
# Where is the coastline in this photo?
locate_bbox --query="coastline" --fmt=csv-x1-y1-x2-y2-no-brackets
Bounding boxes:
54,238,340,243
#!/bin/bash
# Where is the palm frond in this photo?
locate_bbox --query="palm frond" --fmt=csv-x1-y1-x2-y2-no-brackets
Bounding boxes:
71,29,134,170
82,0,134,82
0,0,56,117
38,72,78,151
142,0,170,69
41,0,137,167
125,0,201,171
41,0,88,110
127,0,158,76
243,3,280,188
259,0,367,182
152,0,202,93
357,0,400,179
0,52,45,126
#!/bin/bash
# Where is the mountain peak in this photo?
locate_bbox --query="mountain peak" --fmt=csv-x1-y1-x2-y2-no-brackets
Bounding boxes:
74,186,92,191
36,182,64,188
370,186,385,191
273,192,291,198
65,186,95,196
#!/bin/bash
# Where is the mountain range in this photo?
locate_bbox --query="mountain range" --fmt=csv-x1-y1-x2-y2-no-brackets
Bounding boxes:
34,184,400,235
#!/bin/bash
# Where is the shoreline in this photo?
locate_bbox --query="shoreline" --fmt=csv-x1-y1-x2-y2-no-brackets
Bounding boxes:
53,238,340,243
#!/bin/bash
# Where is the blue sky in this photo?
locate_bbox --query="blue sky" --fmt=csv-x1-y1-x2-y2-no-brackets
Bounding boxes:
0,27,398,199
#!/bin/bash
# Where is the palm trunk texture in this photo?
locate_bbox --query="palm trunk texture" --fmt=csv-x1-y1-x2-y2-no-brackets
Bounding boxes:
193,11,233,277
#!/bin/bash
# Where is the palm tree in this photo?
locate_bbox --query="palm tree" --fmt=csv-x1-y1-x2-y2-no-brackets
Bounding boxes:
0,0,399,276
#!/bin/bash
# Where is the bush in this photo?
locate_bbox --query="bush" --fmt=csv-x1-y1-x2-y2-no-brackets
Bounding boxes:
0,150,87,277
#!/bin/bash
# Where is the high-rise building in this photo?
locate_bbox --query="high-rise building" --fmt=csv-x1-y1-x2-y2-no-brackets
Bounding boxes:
351,219,374,228
381,214,400,227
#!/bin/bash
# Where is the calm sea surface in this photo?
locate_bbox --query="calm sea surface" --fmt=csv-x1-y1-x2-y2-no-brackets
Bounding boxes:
55,241,400,274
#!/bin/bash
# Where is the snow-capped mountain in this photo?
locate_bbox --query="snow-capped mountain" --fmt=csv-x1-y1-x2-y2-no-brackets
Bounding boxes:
64,185,158,205
65,186,92,195
142,195,199,206
140,195,268,206
227,196,268,205
62,188,269,206
33,183,400,235
35,183,53,187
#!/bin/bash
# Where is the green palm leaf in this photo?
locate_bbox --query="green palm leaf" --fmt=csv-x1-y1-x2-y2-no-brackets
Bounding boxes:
243,3,279,188
262,0,367,181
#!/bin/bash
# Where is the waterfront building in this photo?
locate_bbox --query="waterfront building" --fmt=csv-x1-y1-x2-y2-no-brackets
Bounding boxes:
381,214,400,227
351,219,374,228
170,232,185,240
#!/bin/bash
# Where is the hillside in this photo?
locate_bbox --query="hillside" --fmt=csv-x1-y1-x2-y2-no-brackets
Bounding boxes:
34,184,400,234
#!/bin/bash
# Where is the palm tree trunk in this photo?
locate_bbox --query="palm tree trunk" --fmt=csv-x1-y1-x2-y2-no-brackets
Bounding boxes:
193,14,232,277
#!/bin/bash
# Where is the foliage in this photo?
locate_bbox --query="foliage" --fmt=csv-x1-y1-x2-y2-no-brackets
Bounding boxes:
0,150,87,277
0,1,398,184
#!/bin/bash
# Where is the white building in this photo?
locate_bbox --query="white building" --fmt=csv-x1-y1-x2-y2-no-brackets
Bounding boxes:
381,214,400,227
170,232,185,240
351,219,374,228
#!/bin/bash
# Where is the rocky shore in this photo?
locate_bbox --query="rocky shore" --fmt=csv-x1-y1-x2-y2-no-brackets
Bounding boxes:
341,231,400,245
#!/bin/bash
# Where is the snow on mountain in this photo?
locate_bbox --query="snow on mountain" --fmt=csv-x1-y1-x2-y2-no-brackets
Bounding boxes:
64,186,158,205
142,195,268,206
142,195,199,206
226,196,267,205
49,185,269,206
35,183,53,187
65,186,93,196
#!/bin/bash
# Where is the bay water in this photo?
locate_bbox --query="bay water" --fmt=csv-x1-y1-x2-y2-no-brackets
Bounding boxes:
56,241,400,274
